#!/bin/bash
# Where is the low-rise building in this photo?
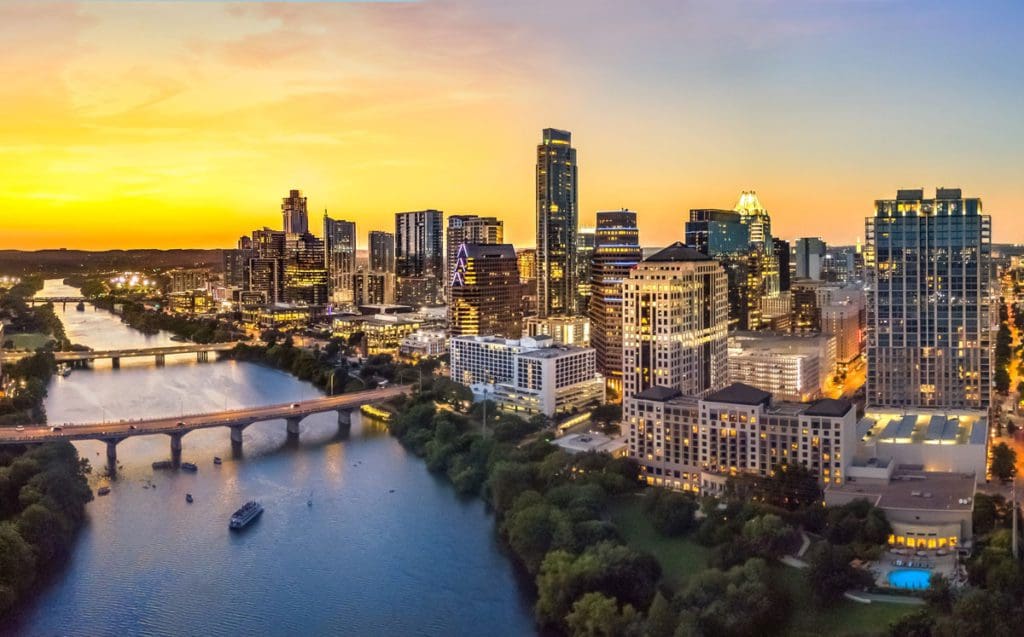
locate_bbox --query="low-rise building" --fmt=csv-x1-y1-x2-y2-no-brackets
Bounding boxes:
241,303,327,330
727,332,836,402
625,382,857,493
552,432,628,458
333,313,433,356
855,410,988,482
450,334,605,418
399,329,448,359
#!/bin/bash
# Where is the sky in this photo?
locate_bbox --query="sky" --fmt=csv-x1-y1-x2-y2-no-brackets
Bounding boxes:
1,0,1022,250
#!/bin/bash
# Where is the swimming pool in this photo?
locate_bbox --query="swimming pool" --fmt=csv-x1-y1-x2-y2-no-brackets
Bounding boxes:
888,568,931,589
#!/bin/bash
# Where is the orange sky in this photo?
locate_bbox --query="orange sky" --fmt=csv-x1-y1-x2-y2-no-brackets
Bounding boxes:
1,1,1022,250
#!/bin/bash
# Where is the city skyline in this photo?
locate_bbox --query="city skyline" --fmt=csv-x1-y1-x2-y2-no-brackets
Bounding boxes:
3,0,1024,250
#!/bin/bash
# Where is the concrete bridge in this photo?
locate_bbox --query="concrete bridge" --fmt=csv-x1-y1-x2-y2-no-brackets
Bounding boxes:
1,342,241,367
0,385,411,464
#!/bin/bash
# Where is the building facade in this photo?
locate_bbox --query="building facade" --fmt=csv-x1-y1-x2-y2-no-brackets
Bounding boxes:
369,231,396,274
449,243,523,338
524,315,590,346
576,228,596,313
282,189,309,235
449,335,604,418
446,215,503,295
727,332,837,402
795,237,827,280
866,188,993,409
626,383,856,492
621,243,730,400
395,209,444,306
589,209,642,390
324,215,357,305
536,128,578,317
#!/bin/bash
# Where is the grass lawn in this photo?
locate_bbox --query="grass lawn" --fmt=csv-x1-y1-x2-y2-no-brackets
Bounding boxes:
775,562,918,636
6,332,53,350
608,495,711,588
610,495,919,636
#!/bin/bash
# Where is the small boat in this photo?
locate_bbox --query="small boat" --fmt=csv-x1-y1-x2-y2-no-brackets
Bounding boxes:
186,493,194,503
75,301,85,312
97,486,111,496
307,490,313,507
213,457,222,465
180,462,198,472
229,501,264,530
60,366,72,377
152,460,173,470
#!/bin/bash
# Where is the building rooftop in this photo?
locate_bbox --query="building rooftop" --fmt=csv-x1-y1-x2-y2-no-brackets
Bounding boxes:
804,398,854,418
551,432,627,456
861,410,988,446
644,242,711,263
826,471,976,512
705,382,772,406
634,386,683,402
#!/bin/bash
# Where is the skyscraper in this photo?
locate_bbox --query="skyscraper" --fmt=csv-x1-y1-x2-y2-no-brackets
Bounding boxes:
866,188,993,409
283,232,328,305
576,228,596,313
449,243,523,338
324,214,357,304
621,242,730,400
446,215,503,296
589,210,642,391
685,209,749,256
369,231,395,273
772,238,791,292
282,189,309,235
395,209,444,306
795,237,827,280
536,128,578,318
734,191,772,249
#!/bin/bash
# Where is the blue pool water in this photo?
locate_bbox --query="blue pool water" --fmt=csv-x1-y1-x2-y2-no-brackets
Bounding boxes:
888,568,932,589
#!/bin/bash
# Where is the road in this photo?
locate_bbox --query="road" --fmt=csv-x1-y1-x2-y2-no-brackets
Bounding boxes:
0,385,411,444
0,342,241,364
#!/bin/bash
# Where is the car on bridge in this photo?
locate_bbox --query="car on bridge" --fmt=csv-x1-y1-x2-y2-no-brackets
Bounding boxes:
177,421,186,427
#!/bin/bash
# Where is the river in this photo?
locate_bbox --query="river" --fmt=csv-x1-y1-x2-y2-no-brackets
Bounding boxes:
4,280,535,636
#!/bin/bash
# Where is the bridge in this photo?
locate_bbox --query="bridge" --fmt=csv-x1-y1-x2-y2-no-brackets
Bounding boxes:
0,385,411,465
1,342,241,367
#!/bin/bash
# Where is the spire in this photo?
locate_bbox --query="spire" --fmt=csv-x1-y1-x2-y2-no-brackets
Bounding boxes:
734,191,766,216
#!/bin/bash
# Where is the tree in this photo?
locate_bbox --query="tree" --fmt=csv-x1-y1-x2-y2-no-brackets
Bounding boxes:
990,442,1017,482
741,513,797,559
486,461,535,514
644,488,698,537
502,499,575,574
565,592,640,637
806,542,872,605
888,609,936,637
644,591,677,637
995,367,1011,394
924,573,955,614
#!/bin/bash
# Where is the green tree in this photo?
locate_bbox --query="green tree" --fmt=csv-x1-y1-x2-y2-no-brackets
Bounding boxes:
805,542,871,605
644,488,699,537
565,592,640,637
924,573,955,614
502,498,575,574
990,442,1017,482
644,591,678,637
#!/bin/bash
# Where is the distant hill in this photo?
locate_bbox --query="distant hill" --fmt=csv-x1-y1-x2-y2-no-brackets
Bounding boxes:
0,249,225,276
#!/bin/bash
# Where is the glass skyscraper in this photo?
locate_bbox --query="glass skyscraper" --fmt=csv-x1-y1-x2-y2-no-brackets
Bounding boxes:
324,215,356,304
395,209,444,306
866,188,993,409
536,128,578,318
589,210,642,390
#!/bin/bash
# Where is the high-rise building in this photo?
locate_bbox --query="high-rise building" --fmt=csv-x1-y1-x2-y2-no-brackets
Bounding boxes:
283,233,329,305
795,237,827,280
734,191,772,249
685,209,749,256
517,248,538,317
353,271,395,306
369,231,395,273
445,215,503,296
622,242,730,400
395,209,444,306
282,189,309,235
589,210,642,390
449,244,522,338
576,228,596,312
866,188,993,409
536,128,578,317
773,238,791,292
223,236,252,290
324,215,357,304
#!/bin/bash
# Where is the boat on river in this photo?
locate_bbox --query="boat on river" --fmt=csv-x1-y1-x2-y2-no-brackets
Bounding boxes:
186,493,193,503
213,457,222,465
152,460,173,470
180,462,198,472
229,501,263,530
97,486,111,496
76,301,85,312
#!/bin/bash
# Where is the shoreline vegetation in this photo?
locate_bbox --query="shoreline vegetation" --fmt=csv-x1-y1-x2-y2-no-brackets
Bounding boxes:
0,277,93,618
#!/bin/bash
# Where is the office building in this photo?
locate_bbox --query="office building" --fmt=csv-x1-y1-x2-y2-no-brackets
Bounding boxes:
353,271,395,306
283,233,329,306
589,209,642,390
399,329,449,360
449,335,604,418
517,248,538,316
324,215,357,304
333,312,438,356
169,269,208,293
795,237,827,280
621,242,730,400
734,191,772,249
449,243,523,338
369,231,396,274
223,243,251,290
395,209,444,306
576,227,596,312
791,282,821,334
626,383,856,493
282,189,309,235
773,238,791,291
446,215,503,294
685,209,749,256
524,315,590,346
866,188,993,409
727,332,836,402
822,302,863,369
536,128,579,317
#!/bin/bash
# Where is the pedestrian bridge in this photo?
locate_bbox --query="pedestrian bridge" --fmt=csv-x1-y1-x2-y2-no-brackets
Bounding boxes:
1,342,241,366
0,385,411,463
